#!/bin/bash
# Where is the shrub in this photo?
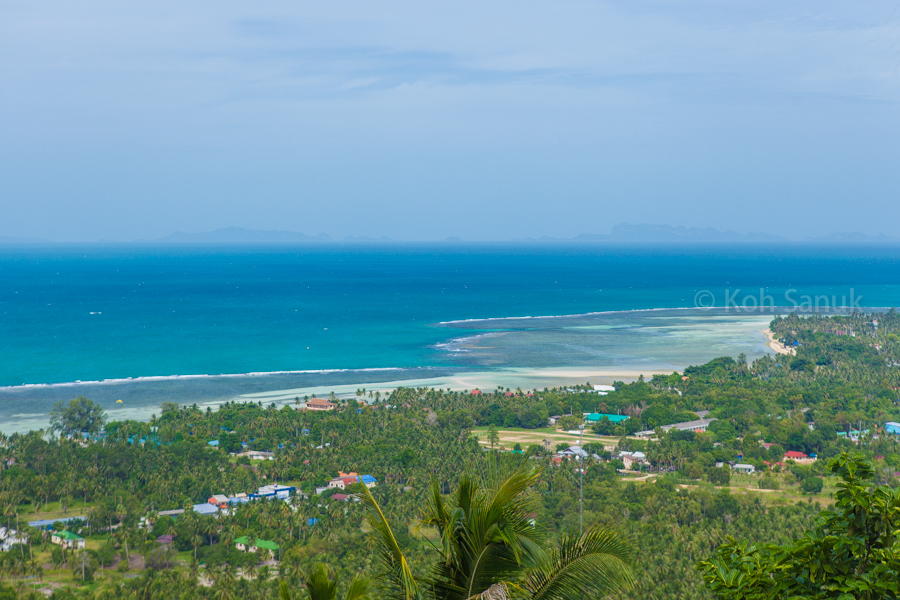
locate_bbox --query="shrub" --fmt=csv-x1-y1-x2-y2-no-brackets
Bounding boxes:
557,415,583,431
759,476,780,490
708,467,731,486
801,475,824,494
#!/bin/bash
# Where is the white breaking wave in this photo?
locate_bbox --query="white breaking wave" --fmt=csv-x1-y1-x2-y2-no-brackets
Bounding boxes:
0,367,425,391
437,306,716,325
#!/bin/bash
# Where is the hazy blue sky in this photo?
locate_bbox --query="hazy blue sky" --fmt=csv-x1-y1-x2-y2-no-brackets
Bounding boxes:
2,1,899,241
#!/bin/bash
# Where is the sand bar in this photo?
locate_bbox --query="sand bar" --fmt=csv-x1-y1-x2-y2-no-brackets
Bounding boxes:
762,329,795,355
240,367,674,404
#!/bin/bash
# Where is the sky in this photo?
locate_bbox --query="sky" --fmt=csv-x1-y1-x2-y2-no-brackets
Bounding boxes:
1,1,899,242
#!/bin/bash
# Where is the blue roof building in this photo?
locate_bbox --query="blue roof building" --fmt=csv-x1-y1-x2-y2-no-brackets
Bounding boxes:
28,517,83,530
192,503,219,516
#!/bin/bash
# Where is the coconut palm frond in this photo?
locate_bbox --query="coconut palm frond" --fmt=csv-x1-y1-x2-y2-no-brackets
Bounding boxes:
305,563,338,600
468,582,511,600
428,463,544,600
525,525,636,600
345,574,372,600
280,580,295,600
360,485,422,600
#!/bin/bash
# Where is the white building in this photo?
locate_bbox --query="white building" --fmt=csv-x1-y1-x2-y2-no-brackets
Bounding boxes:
636,418,717,438
732,463,756,474
51,531,85,549
0,527,27,552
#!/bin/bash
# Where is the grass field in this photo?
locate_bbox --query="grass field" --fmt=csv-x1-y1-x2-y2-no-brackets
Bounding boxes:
471,425,618,451
473,425,835,507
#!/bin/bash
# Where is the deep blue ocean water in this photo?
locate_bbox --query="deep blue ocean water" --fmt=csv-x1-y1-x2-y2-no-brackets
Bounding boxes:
1,243,898,431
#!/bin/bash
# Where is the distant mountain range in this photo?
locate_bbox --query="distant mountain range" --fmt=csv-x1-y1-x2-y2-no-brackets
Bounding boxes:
0,235,51,244
2,225,899,245
805,232,900,244
154,227,333,244
572,224,789,244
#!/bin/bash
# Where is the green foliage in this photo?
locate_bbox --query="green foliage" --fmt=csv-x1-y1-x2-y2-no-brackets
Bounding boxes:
698,453,900,600
5,313,900,598
557,415,583,431
800,475,824,494
757,477,779,490
708,467,731,486
280,562,370,600
362,460,635,600
49,395,107,436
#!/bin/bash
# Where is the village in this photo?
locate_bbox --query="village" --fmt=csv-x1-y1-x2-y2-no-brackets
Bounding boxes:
7,470,378,570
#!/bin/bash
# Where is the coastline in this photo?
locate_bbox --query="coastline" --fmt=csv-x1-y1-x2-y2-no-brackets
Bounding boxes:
239,367,674,404
0,309,782,434
762,328,794,355
0,367,672,434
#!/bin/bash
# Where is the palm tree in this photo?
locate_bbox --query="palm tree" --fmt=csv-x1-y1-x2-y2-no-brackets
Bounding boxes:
280,563,369,600
360,460,635,600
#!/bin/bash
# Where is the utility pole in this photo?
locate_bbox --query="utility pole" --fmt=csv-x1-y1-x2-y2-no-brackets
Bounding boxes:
579,450,583,536
578,425,584,536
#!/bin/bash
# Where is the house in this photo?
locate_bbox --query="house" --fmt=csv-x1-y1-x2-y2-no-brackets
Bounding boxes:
241,450,275,461
783,451,816,464
191,503,219,516
470,390,482,396
328,475,359,490
618,451,647,470
732,463,756,474
252,484,295,500
331,493,351,502
558,446,588,458
156,534,175,544
304,398,336,411
885,422,900,435
51,531,85,550
0,528,27,552
234,535,280,557
208,494,229,508
592,384,616,392
328,471,370,490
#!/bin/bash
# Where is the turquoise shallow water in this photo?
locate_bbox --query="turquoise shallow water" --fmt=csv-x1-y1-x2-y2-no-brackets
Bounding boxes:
0,243,898,430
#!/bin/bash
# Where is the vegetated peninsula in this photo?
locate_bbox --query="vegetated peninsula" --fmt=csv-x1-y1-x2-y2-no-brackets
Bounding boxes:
1,312,899,598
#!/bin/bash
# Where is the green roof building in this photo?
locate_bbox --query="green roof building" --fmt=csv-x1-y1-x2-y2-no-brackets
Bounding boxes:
585,413,629,423
234,535,279,553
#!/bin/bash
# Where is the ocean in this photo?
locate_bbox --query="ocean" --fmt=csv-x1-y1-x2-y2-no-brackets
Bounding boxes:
1,243,898,431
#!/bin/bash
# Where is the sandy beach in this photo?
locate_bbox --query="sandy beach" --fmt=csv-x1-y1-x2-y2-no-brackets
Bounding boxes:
238,367,674,404
762,329,794,355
